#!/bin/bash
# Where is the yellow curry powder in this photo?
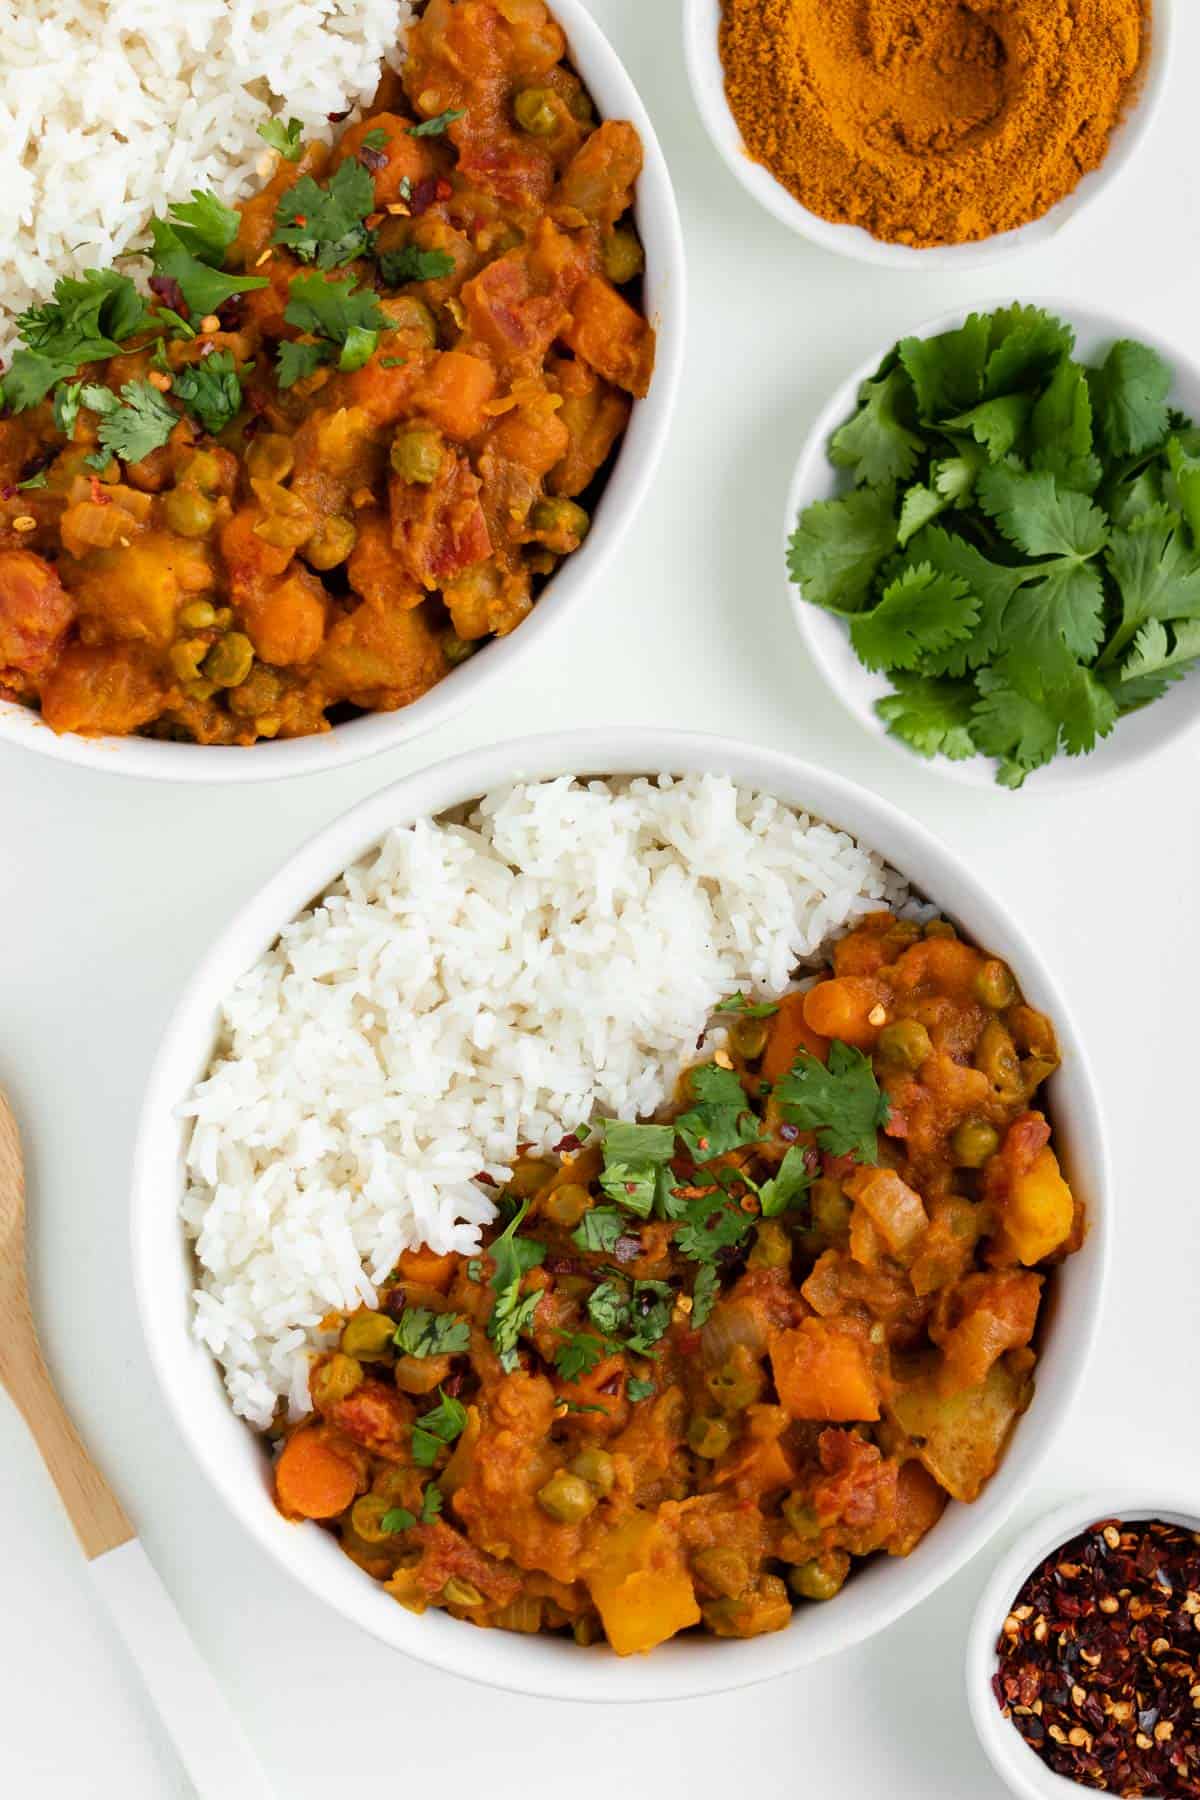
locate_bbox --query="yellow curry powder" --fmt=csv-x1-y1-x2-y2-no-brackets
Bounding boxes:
718,0,1147,248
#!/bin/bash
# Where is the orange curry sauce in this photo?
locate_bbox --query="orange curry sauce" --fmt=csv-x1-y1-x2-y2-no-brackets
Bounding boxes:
0,0,654,742
273,913,1082,1655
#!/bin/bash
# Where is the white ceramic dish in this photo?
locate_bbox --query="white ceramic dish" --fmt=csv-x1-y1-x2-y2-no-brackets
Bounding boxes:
0,0,685,784
682,0,1172,270
785,301,1200,793
966,1492,1200,1799
132,728,1111,1702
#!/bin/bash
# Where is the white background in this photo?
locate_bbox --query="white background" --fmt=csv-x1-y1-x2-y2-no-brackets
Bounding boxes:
3,3,1199,1794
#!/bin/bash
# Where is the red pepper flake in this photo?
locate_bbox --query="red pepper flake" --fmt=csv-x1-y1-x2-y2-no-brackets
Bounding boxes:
552,1132,583,1156
407,175,441,216
995,1518,1200,1795
474,1171,498,1188
88,476,111,506
293,213,307,227
359,146,388,173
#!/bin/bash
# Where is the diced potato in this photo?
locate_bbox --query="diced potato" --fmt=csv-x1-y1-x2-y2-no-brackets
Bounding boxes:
770,1319,880,1423
886,1355,1031,1503
888,1459,948,1556
586,1514,700,1656
996,1145,1075,1265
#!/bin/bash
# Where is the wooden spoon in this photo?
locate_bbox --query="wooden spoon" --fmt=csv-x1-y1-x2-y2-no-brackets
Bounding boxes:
0,1087,272,1799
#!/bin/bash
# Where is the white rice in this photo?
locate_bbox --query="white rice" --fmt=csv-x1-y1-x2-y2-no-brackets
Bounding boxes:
182,776,921,1427
0,0,413,363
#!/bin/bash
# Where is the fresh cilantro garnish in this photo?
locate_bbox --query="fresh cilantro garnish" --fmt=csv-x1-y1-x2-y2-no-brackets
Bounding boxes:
714,993,779,1019
381,1506,416,1534
597,1119,675,1219
278,273,388,385
626,1377,656,1403
585,1279,673,1353
775,1041,890,1165
81,379,177,470
170,349,244,435
409,108,465,137
53,380,85,437
379,355,408,369
485,1199,546,1373
420,1482,444,1524
571,1206,627,1255
258,116,305,160
378,246,456,286
673,1196,753,1265
361,128,388,151
690,1264,720,1329
674,1064,759,1164
148,192,268,319
1110,617,1200,710
554,1332,606,1383
788,305,1200,784
16,470,47,490
272,160,376,269
392,1307,471,1359
758,1144,815,1219
2,270,150,411
411,1390,468,1467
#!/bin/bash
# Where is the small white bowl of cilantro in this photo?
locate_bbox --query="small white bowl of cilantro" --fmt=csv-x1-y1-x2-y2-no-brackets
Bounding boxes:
784,303,1200,791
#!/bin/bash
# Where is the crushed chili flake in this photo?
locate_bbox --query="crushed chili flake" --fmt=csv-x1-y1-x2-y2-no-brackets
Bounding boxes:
995,1518,1200,1795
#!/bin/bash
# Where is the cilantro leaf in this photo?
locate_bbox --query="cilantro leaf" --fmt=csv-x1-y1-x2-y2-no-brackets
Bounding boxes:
976,465,1109,562
381,1506,417,1534
571,1206,627,1255
969,660,1062,785
982,305,1076,398
944,394,1032,462
775,1040,890,1164
273,160,376,268
1089,339,1172,459
900,525,1027,674
163,190,241,264
673,1195,753,1264
3,269,150,411
486,1199,546,1372
899,313,989,419
1031,359,1101,494
276,339,329,389
787,484,897,613
690,1264,719,1329
714,993,779,1019
410,108,466,137
148,217,267,318
626,1377,656,1403
758,1144,815,1219
554,1332,606,1383
875,672,978,762
586,1281,629,1338
849,563,978,673
896,453,982,548
392,1307,471,1358
283,273,387,368
597,1120,676,1218
258,116,304,161
1055,663,1118,757
1100,509,1200,667
829,366,924,486
1000,563,1107,674
674,1063,759,1163
170,349,243,435
420,1482,444,1524
411,1391,468,1466
85,378,178,469
17,470,47,491
586,1279,673,1352
1111,617,1200,710
378,246,456,286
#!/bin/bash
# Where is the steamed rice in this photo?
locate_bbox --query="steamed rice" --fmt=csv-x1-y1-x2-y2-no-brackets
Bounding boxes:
182,776,921,1427
0,0,413,363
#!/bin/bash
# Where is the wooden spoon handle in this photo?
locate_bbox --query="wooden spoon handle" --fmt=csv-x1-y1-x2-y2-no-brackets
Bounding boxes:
1,1308,133,1560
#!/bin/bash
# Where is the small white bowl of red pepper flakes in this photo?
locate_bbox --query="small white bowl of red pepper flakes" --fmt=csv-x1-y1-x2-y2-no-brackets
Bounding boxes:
967,1494,1200,1800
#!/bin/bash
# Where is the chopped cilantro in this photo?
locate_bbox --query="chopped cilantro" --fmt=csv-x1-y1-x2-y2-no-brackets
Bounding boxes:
170,349,244,435
361,128,388,151
673,1196,752,1265
554,1332,606,1383
82,379,178,471
626,1377,656,1403
276,339,328,389
571,1206,626,1255
392,1307,471,1359
272,160,376,269
786,483,897,614
758,1143,815,1219
16,470,47,491
586,1279,673,1353
876,673,978,763
2,270,150,412
597,1119,675,1219
674,1063,759,1164
485,1199,546,1373
774,1041,890,1165
378,246,456,286
690,1264,720,1328
420,1482,444,1524
148,192,268,319
381,1506,417,1534
53,380,85,437
848,563,978,674
279,273,388,385
714,993,779,1019
411,1390,468,1467
379,355,408,369
409,108,466,137
258,116,305,161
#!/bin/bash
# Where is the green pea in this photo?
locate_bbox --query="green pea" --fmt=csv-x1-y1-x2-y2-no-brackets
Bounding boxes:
306,514,357,571
310,1352,363,1410
537,1471,597,1523
747,1219,792,1271
514,87,559,136
244,434,294,484
350,1495,394,1543
877,1017,932,1071
203,631,254,688
163,485,215,538
391,427,444,485
168,639,207,683
692,1547,749,1598
340,1311,396,1360
178,599,216,631
443,632,476,666
529,497,589,552
569,1446,615,1495
687,1415,733,1459
951,1118,1000,1168
729,1015,769,1061
789,1554,849,1602
974,959,1017,1010
602,227,645,285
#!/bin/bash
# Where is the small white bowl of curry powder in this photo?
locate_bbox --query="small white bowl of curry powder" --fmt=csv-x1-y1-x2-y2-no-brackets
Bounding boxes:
683,0,1171,267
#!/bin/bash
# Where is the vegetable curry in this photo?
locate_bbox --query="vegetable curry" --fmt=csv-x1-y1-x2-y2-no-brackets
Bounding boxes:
0,0,654,743
273,912,1083,1655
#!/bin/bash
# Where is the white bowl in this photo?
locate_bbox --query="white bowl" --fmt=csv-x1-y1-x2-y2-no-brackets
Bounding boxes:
0,0,685,784
785,301,1200,793
682,0,1172,270
966,1492,1200,1799
132,728,1111,1701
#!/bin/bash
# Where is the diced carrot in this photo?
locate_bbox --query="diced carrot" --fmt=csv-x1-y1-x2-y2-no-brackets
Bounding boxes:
770,1319,880,1422
275,1429,360,1520
395,1247,458,1290
762,991,829,1083
803,977,885,1049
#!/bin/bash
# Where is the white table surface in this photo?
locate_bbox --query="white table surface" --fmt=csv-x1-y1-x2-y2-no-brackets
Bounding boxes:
3,4,1199,1793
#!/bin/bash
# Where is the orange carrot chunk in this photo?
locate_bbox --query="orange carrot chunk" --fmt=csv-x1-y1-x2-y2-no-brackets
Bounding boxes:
275,1429,360,1520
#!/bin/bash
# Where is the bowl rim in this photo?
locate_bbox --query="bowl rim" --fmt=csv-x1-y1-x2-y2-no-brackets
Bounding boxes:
681,0,1173,270
131,727,1112,1701
965,1490,1200,1800
783,295,1200,793
0,0,686,785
